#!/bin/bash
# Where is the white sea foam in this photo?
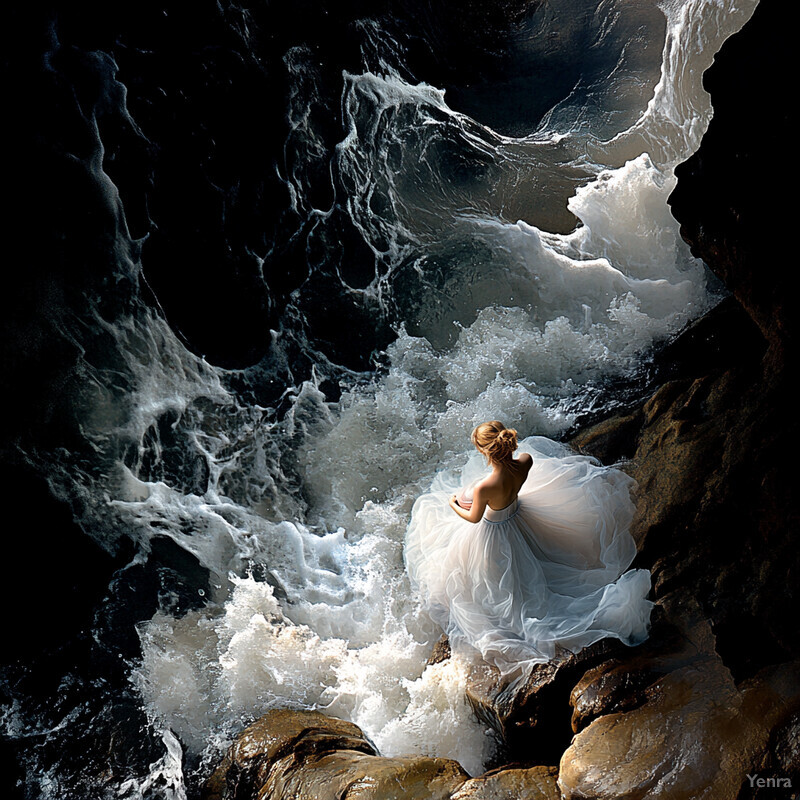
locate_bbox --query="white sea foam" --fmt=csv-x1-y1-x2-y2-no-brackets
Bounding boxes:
117,730,188,800
134,575,496,776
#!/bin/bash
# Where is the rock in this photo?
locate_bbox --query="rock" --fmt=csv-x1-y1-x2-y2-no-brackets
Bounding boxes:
450,765,561,800
648,296,765,384
511,544,800,800
771,713,800,780
202,710,374,800
201,709,469,800
739,711,800,798
261,751,469,800
569,407,644,465
668,0,797,356
558,655,800,800
627,368,739,555
628,0,800,682
568,595,700,733
427,634,453,666
624,355,800,677
566,316,800,679
465,637,631,764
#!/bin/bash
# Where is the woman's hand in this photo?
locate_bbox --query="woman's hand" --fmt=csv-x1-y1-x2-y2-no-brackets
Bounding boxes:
450,486,487,523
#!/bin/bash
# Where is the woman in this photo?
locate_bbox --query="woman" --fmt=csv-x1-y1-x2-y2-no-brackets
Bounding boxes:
404,421,653,680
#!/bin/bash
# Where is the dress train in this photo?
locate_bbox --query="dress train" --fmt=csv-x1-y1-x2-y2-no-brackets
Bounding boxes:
404,436,654,677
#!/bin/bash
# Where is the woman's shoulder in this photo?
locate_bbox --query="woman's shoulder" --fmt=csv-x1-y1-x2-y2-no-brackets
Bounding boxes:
473,475,494,491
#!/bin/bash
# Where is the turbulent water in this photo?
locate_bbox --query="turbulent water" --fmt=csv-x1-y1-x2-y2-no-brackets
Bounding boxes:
6,0,758,796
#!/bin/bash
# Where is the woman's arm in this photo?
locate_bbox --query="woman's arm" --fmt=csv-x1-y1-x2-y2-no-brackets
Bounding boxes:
449,484,488,524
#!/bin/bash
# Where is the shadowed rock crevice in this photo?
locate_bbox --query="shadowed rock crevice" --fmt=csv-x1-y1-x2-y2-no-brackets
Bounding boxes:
464,638,631,766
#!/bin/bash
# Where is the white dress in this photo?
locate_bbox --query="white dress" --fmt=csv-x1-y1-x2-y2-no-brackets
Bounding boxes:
405,436,653,678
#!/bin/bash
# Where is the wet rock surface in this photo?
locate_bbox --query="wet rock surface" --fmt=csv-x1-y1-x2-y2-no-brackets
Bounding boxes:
202,707,571,800
450,764,560,800
464,638,629,763
742,710,800,799
202,709,469,800
567,600,691,734
560,655,800,800
557,591,800,798
427,634,453,666
201,710,374,800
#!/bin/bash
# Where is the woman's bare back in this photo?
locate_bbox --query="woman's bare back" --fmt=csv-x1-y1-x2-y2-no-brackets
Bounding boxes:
479,453,533,510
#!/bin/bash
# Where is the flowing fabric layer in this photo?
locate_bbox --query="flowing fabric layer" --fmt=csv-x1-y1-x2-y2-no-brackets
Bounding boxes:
405,437,654,678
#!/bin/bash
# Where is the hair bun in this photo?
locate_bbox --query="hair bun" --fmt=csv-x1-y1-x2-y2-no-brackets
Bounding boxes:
471,421,519,463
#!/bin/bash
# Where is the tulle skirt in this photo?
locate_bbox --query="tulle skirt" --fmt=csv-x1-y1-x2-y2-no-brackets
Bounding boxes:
405,436,654,678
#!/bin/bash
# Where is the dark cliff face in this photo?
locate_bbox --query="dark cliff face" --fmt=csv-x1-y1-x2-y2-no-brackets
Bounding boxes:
669,0,795,357
662,0,800,673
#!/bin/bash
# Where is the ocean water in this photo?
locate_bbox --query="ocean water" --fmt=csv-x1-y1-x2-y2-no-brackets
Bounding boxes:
5,0,757,796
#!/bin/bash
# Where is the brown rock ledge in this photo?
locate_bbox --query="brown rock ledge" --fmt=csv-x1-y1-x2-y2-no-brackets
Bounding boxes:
450,764,561,799
201,708,469,800
559,647,800,799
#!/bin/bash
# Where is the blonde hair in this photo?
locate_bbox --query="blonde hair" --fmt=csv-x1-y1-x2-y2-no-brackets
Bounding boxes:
471,420,518,464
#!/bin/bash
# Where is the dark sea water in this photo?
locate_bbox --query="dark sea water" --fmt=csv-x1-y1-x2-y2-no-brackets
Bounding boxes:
1,0,757,796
